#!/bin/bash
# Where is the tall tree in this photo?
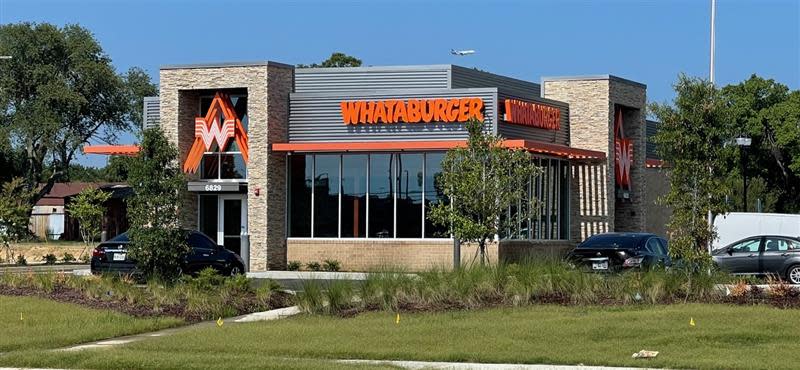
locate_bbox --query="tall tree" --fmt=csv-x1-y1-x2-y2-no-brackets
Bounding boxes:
297,52,362,68
721,75,800,212
126,128,187,280
0,22,156,211
428,119,540,265
650,74,735,266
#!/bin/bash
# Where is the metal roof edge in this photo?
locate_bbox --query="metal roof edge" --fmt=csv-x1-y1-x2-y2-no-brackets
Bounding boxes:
160,61,294,70
289,87,499,98
295,64,453,73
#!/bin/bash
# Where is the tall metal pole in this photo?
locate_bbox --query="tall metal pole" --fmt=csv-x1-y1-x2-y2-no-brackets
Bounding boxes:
710,0,716,84
707,0,717,254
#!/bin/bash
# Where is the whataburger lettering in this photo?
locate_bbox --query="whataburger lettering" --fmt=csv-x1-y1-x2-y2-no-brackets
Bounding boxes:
341,98,484,125
503,99,561,131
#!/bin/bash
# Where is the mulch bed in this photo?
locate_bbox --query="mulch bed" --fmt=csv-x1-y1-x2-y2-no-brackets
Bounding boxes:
0,284,294,323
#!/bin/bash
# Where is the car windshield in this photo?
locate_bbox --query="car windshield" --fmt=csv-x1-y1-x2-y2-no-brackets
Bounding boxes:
578,235,644,249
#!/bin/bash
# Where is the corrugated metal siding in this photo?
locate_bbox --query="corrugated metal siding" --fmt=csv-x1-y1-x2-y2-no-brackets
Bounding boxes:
289,88,497,142
496,90,570,146
646,120,660,159
143,96,160,131
450,65,541,98
295,66,450,93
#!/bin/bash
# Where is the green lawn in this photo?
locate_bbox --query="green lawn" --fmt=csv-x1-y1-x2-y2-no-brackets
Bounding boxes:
0,295,183,352
2,303,800,369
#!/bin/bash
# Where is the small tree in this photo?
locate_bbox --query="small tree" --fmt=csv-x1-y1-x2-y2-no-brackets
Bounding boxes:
428,119,540,265
67,187,111,258
650,74,735,267
0,177,35,261
126,127,188,280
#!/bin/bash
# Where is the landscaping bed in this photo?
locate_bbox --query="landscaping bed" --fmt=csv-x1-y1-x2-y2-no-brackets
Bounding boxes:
297,261,800,317
0,270,293,322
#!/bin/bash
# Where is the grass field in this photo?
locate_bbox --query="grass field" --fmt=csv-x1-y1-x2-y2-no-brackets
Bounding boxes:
0,295,183,352
2,303,799,369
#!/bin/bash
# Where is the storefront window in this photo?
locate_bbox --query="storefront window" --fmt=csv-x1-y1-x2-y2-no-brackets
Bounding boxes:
397,154,423,238
199,194,218,240
285,152,568,241
369,154,394,238
289,155,312,237
341,155,367,238
313,155,339,237
424,153,448,238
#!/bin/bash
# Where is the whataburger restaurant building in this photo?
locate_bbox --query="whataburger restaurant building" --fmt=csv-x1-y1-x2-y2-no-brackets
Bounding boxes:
88,62,669,272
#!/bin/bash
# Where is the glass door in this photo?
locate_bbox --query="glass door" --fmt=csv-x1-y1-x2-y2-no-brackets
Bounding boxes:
217,195,248,270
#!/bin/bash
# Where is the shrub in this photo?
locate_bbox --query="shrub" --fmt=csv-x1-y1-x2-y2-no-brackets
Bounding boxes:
306,262,321,271
16,254,26,266
43,253,57,265
322,259,341,272
62,252,76,263
287,260,301,271
80,254,90,264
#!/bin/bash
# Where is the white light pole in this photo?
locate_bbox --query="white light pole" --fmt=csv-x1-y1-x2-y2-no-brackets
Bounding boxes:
707,0,717,254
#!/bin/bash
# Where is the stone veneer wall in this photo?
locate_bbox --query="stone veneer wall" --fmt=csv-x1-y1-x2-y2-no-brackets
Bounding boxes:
543,79,613,241
159,62,293,271
543,77,647,239
608,81,647,232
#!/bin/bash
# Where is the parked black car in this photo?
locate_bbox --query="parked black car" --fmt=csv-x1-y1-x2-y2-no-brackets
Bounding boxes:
566,233,671,271
90,230,246,277
712,235,800,284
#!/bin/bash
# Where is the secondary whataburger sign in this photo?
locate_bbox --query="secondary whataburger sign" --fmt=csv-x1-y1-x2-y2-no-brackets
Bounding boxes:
503,99,561,131
340,98,484,125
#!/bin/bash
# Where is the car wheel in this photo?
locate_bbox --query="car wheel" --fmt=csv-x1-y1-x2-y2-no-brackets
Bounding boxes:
229,264,243,276
787,265,800,285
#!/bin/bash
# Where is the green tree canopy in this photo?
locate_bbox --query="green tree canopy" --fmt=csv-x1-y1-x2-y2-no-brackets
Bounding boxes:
720,75,800,212
650,74,735,265
428,119,540,265
297,52,362,68
0,22,156,212
126,127,187,280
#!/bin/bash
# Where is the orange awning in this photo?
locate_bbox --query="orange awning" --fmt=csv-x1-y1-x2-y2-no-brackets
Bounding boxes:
272,140,606,161
83,145,140,156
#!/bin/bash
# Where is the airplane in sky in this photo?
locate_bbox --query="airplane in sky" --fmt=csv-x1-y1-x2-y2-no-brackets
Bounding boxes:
450,49,475,56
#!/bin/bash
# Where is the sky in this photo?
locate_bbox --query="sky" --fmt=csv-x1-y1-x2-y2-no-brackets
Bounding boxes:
2,0,799,168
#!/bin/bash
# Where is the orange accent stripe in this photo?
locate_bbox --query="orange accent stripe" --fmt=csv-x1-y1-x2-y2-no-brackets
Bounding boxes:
83,145,140,156
272,140,606,160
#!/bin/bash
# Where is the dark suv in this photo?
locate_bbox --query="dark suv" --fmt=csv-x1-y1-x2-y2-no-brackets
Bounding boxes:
566,233,671,272
90,230,246,277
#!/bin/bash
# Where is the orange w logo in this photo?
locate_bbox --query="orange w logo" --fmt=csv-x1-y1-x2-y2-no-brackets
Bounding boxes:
195,116,235,150
615,138,633,189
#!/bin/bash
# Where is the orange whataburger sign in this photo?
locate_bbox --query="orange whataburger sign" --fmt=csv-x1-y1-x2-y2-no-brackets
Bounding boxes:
183,92,249,174
503,99,561,130
340,98,484,125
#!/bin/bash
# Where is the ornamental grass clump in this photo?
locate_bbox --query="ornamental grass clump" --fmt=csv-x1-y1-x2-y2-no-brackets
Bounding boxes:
294,259,746,316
